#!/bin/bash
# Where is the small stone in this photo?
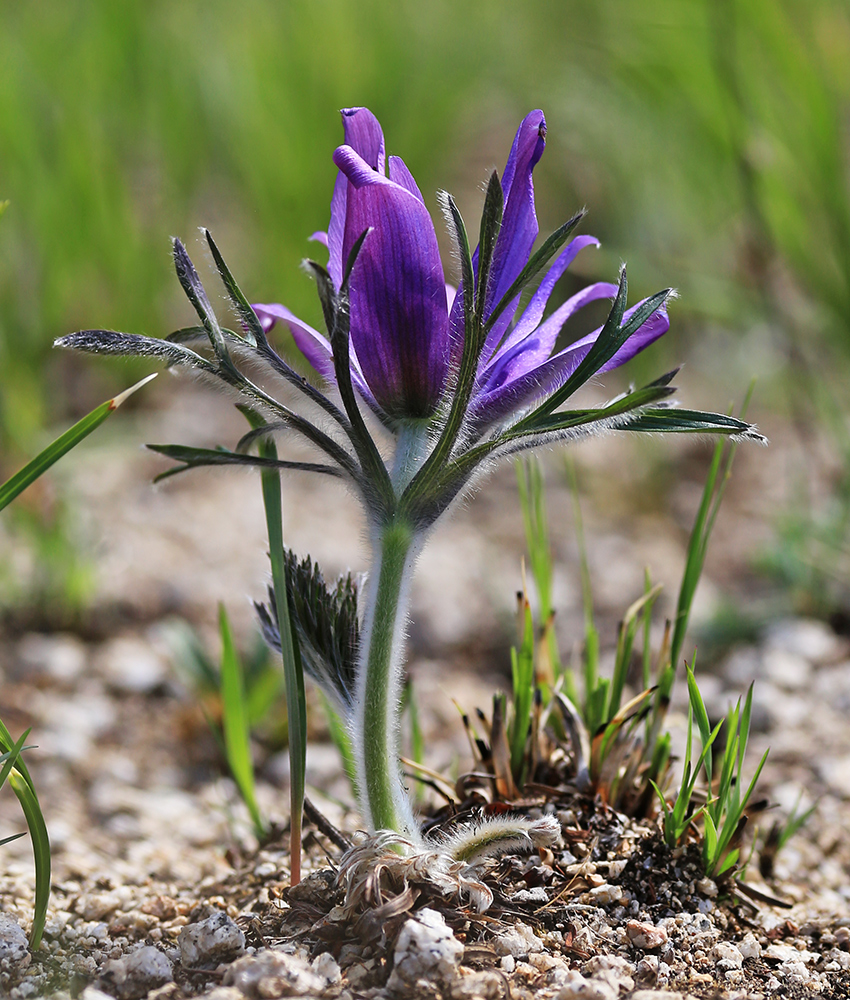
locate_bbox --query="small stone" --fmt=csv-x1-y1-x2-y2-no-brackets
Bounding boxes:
763,617,839,662
95,637,168,693
492,920,545,957
634,955,659,986
696,877,718,897
737,931,761,960
452,970,510,999
762,649,812,689
835,926,850,948
16,633,87,682
178,911,245,968
584,883,623,905
386,908,463,994
98,945,173,1000
629,992,688,1000
555,970,618,1000
583,955,635,993
79,989,116,1000
77,892,123,922
528,952,563,972
0,913,29,968
626,920,668,950
311,951,341,986
224,950,324,997
764,943,817,965
712,941,744,970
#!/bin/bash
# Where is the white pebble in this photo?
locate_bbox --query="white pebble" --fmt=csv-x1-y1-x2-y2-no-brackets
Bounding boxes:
0,913,29,968
178,911,245,968
386,908,464,993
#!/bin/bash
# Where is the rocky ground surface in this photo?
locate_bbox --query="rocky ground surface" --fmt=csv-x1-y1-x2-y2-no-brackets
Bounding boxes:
1,379,849,998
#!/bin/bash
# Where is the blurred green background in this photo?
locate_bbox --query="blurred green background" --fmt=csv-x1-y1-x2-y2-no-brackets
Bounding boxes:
2,0,849,619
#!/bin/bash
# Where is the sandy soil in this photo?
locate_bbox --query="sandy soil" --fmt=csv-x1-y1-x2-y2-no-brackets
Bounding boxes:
0,377,848,999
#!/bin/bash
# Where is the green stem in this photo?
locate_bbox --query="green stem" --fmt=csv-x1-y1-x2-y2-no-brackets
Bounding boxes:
354,516,422,839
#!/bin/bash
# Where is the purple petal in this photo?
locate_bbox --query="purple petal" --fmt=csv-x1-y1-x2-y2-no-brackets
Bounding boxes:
480,111,548,353
333,145,449,419
388,156,425,204
471,294,669,428
328,108,387,287
253,304,335,379
340,107,386,173
309,231,329,248
484,235,601,364
478,281,617,395
448,111,548,363
252,303,379,410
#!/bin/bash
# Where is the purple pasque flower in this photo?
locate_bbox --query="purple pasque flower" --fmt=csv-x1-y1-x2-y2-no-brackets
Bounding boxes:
255,108,669,432
257,108,449,424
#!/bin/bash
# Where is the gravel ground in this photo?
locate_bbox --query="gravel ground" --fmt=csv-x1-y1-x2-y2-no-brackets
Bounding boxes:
1,379,849,999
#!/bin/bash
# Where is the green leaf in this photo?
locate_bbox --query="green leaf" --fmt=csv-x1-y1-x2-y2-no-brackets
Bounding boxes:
618,408,766,440
172,238,231,364
475,171,504,327
1,374,157,511
303,258,338,337
146,443,342,482
204,229,267,348
516,274,673,426
56,330,218,373
514,382,677,438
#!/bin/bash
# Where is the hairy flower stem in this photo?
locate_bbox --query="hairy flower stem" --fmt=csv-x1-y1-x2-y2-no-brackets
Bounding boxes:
391,420,433,492
355,515,422,841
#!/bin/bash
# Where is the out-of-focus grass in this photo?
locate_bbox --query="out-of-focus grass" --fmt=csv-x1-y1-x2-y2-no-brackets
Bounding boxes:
0,0,522,451
2,0,848,620
3,0,848,449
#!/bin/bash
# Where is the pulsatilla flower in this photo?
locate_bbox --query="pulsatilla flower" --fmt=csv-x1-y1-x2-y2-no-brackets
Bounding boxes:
254,108,670,435
57,107,763,845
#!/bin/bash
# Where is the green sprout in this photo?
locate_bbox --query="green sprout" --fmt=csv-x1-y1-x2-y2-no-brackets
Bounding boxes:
1,371,156,947
656,664,769,879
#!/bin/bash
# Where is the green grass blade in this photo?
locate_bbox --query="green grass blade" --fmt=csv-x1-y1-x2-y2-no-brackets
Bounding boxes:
516,458,561,683
218,604,265,840
0,374,157,511
0,719,51,948
509,598,536,780
7,768,51,949
0,729,31,792
686,662,714,791
566,458,596,713
703,811,719,872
